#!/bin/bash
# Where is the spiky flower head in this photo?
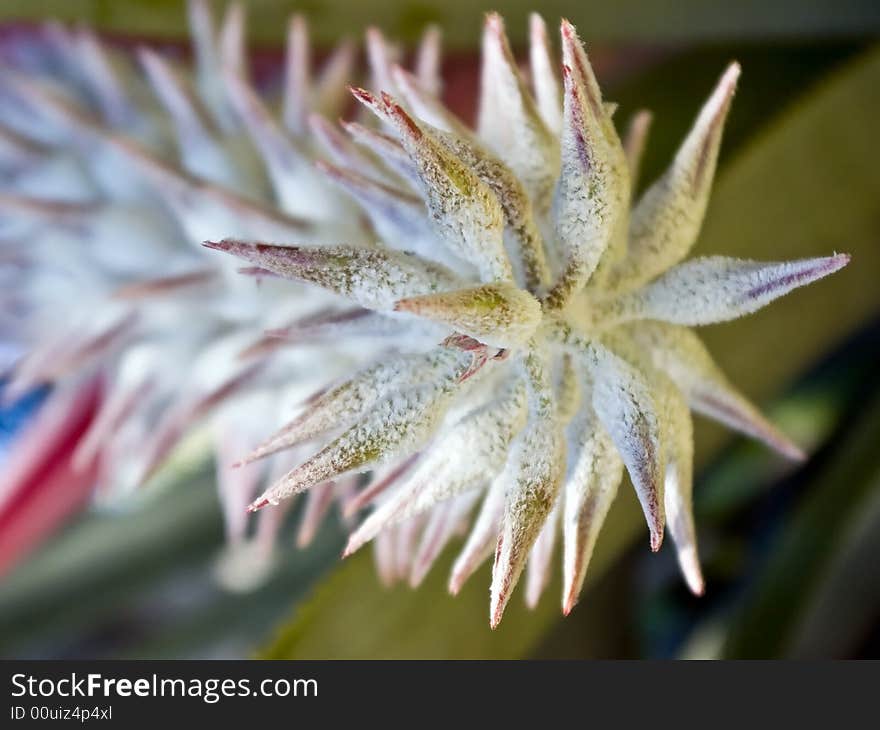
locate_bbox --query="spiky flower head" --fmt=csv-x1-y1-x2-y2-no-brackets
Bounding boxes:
0,3,847,622
208,13,850,624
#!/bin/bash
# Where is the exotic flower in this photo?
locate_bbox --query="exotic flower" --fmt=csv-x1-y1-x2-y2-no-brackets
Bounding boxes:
207,14,849,625
0,2,848,624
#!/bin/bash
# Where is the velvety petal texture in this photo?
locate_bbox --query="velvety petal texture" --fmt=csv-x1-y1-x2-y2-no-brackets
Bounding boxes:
0,2,848,623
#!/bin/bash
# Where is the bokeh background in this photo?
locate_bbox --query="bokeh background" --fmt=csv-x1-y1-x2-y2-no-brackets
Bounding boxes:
1,0,879,659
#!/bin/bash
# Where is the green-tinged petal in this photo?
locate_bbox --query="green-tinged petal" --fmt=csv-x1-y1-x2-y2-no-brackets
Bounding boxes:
561,404,623,614
352,87,513,283
238,350,458,466
431,129,552,293
623,321,804,459
605,254,850,327
554,353,582,424
249,347,485,510
554,323,666,550
545,62,627,310
558,19,629,278
203,239,460,310
613,64,740,288
395,283,542,348
491,343,565,627
344,378,527,554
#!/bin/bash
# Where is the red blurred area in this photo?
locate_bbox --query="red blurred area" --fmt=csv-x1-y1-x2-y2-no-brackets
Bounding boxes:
0,374,103,577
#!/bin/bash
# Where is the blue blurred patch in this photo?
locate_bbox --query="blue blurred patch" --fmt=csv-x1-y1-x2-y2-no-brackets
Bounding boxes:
0,378,50,456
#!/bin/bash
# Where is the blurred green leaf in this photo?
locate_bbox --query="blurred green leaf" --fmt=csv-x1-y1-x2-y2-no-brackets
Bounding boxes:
723,389,880,658
0,458,343,658
786,486,880,658
114,520,345,659
0,465,220,655
262,488,644,658
261,45,880,658
696,337,880,519
626,324,880,659
3,1,879,47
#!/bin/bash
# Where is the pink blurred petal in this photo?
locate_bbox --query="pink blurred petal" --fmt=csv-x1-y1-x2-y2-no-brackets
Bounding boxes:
0,373,103,576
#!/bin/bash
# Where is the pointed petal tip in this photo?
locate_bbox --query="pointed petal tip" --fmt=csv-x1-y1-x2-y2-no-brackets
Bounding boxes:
792,252,852,288
447,556,472,596
489,570,513,629
379,92,421,133
247,496,269,513
723,60,742,86
484,11,503,30
342,534,363,558
348,85,377,108
688,575,706,597
709,63,740,127
408,567,427,589
679,548,706,596
650,526,664,552
559,18,578,42
779,439,808,463
829,252,852,270
629,254,852,327
202,239,230,252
